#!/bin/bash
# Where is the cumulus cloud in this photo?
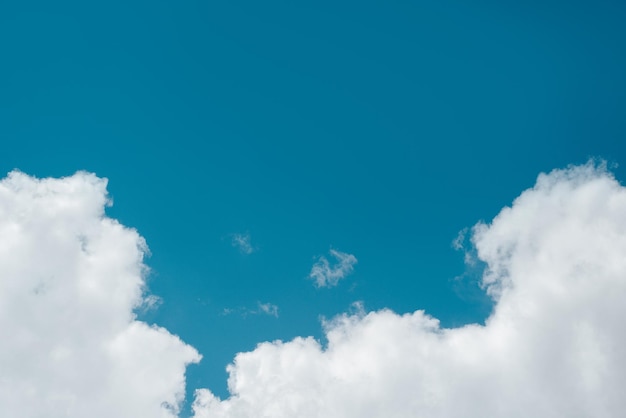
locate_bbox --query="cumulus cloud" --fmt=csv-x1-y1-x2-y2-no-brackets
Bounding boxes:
6,163,626,418
309,249,358,287
0,171,200,418
231,233,255,254
192,162,626,418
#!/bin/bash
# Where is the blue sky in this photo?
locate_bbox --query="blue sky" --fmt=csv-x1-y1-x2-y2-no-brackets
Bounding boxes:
1,0,625,415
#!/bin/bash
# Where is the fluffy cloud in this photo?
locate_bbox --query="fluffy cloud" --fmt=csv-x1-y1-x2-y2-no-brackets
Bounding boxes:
6,163,626,418
192,162,626,418
0,171,200,418
309,249,358,287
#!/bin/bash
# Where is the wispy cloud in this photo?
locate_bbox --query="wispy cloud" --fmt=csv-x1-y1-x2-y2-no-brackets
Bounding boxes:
452,226,476,265
138,294,163,312
221,301,279,318
451,227,468,250
231,232,255,254
309,249,358,288
257,302,279,317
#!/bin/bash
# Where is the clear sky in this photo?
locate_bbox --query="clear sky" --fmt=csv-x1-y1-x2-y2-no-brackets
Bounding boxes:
1,1,625,416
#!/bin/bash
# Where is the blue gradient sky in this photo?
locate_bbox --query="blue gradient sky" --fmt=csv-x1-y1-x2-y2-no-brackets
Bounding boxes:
1,0,625,414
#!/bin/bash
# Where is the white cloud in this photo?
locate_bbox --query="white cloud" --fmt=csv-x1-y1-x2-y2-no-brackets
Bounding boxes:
452,227,477,266
0,171,200,418
6,163,626,418
309,249,358,287
231,233,254,254
192,162,626,418
140,294,163,312
221,302,279,318
451,227,468,250
256,302,279,318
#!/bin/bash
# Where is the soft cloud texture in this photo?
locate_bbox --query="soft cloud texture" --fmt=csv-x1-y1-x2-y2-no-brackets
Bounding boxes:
221,302,279,318
451,226,477,266
5,163,626,418
0,171,200,418
192,162,626,418
309,249,358,287
231,233,254,254
256,302,279,317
